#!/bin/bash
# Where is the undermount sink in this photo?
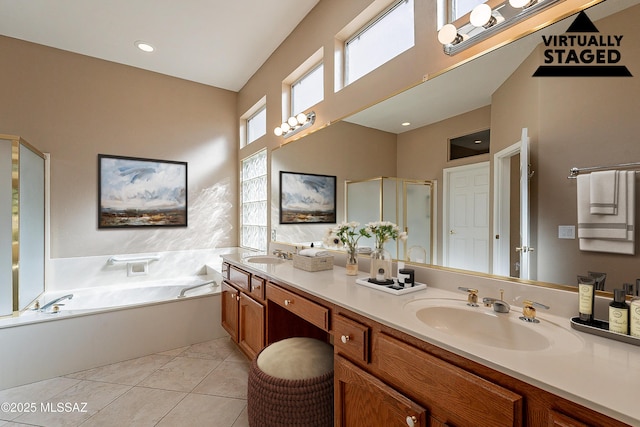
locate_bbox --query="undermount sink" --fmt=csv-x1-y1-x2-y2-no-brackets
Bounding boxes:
244,255,286,264
404,298,583,353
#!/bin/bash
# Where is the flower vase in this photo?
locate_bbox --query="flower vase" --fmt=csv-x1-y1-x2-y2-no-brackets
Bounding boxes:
369,244,392,283
345,247,359,276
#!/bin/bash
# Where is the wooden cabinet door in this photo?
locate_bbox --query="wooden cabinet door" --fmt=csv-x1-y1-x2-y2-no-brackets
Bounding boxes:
238,293,265,359
547,410,588,427
335,355,427,427
221,281,239,342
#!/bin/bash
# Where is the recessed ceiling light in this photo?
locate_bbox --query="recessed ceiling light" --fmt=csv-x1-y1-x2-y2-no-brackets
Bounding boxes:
135,41,155,53
474,139,482,144
402,122,411,127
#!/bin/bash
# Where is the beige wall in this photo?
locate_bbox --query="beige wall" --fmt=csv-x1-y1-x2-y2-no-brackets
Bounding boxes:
0,36,238,258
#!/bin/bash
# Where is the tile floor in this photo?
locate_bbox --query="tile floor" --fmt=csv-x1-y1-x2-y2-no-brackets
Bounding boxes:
0,337,249,427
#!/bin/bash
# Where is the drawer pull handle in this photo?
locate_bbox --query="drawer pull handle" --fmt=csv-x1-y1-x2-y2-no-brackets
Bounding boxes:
406,415,418,427
340,335,350,344
284,299,293,306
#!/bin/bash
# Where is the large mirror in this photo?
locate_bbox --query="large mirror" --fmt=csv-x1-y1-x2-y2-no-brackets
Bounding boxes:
271,0,640,293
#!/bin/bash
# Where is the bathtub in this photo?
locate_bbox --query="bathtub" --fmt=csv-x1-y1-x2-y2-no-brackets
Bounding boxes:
0,277,226,390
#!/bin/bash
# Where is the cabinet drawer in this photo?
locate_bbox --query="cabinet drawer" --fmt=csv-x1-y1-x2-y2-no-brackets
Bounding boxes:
334,314,369,363
229,265,250,292
250,275,266,300
266,282,329,331
373,333,523,427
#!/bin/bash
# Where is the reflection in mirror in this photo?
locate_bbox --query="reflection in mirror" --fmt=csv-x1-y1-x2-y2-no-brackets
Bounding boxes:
346,177,433,263
272,1,640,293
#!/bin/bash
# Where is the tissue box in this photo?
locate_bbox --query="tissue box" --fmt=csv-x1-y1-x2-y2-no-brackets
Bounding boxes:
293,254,334,272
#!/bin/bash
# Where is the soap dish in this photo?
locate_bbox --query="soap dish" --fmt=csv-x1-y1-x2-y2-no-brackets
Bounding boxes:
570,317,640,347
355,277,426,295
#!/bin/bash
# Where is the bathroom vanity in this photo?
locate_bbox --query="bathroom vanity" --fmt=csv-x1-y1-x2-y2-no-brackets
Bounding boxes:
221,252,637,426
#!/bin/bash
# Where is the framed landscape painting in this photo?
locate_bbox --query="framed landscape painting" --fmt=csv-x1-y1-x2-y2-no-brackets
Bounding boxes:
279,171,336,224
98,154,187,228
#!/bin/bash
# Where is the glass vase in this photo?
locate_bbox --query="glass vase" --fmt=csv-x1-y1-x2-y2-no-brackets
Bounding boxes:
369,244,392,282
345,247,359,276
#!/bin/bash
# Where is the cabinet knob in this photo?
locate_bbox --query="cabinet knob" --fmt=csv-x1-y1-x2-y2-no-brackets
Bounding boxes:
236,295,240,301
340,335,350,344
406,415,418,427
284,299,292,306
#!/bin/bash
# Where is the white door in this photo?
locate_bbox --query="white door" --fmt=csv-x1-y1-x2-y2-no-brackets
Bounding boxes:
518,128,532,279
443,162,490,273
493,128,532,279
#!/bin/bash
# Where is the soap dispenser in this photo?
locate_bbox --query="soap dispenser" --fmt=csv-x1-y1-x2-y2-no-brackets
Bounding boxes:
609,289,629,335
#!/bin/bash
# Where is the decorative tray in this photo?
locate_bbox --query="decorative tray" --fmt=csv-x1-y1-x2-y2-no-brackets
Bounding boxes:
355,277,427,295
570,317,640,347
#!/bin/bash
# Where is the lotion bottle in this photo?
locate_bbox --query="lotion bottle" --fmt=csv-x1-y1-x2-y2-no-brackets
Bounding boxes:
609,289,629,335
578,275,596,323
630,296,640,338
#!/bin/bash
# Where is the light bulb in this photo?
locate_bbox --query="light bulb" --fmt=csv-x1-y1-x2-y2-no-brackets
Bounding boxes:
470,4,493,27
296,112,308,125
287,116,298,127
274,127,283,136
509,0,535,7
281,122,291,133
437,24,459,45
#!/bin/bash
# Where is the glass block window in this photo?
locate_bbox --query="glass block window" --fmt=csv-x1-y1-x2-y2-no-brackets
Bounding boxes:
240,150,267,251
246,106,266,145
292,63,324,115
345,0,414,85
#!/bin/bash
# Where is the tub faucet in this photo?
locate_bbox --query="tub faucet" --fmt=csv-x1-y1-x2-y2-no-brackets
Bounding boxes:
38,294,73,312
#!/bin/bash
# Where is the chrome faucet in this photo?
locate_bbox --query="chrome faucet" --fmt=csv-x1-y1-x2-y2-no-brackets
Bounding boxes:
482,289,510,313
37,294,73,312
272,249,286,259
272,249,292,259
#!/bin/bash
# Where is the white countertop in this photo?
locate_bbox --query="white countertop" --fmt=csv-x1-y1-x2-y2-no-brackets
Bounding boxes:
223,252,639,425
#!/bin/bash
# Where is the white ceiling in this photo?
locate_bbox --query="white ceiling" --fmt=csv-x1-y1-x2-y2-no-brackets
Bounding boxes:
0,0,319,92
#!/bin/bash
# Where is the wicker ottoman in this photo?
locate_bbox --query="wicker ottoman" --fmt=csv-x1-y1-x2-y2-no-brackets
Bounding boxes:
247,337,334,427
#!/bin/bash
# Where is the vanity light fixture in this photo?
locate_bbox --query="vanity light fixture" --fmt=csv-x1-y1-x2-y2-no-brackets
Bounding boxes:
437,24,467,45
438,0,561,55
274,111,316,138
470,4,498,28
509,0,538,8
135,40,155,53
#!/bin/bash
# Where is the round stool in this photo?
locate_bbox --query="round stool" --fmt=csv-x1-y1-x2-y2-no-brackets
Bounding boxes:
247,337,334,427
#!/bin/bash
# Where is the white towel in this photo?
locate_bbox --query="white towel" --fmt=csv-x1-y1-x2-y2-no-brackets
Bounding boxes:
590,170,619,214
298,248,330,257
580,171,635,255
577,173,628,240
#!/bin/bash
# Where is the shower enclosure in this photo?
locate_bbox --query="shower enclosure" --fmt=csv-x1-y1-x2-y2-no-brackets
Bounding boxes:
0,135,46,317
345,177,434,263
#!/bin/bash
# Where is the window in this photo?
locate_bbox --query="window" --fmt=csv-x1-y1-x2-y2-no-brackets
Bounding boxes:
240,150,267,251
345,0,414,85
449,0,485,22
246,106,266,145
291,63,324,115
